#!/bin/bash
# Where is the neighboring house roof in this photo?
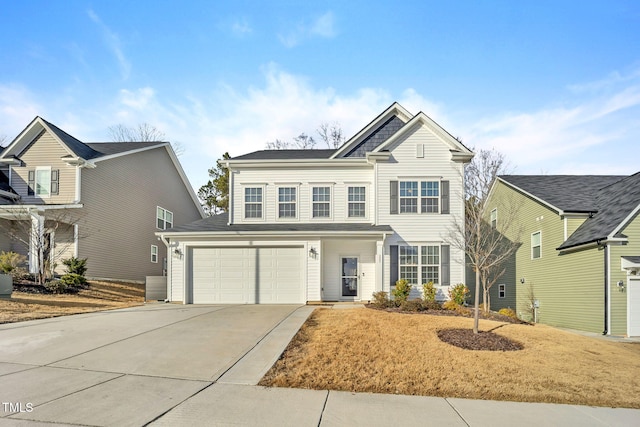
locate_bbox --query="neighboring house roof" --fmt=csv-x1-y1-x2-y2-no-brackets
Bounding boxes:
232,149,336,161
163,212,393,235
40,118,102,160
499,175,625,213
499,173,640,250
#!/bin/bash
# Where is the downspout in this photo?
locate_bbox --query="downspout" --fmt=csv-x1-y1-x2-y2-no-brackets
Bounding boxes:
158,233,171,302
603,244,609,335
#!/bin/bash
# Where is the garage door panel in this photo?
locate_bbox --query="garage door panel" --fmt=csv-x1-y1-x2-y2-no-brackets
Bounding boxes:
190,246,304,304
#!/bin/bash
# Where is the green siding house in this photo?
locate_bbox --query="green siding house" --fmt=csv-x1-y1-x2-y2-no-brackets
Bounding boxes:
485,173,640,337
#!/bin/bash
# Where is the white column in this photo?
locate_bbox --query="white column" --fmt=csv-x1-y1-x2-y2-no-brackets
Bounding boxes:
29,213,44,274
73,224,79,257
376,239,384,293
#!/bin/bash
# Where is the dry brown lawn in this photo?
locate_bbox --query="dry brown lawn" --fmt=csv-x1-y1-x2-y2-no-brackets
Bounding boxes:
260,308,640,408
0,280,145,324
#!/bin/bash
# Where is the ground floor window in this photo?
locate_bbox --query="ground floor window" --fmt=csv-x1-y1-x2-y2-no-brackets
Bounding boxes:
498,284,506,298
151,245,158,263
399,244,440,285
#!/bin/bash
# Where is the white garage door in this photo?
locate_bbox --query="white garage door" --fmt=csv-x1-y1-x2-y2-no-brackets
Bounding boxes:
189,246,305,304
629,277,640,337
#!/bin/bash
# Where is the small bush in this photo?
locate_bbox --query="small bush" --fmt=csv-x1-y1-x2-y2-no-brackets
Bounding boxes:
448,283,470,305
400,298,426,312
44,280,68,294
62,257,88,276
371,291,392,308
391,279,412,305
422,281,437,303
423,300,442,310
443,300,471,315
60,273,87,288
499,308,518,319
0,251,27,273
9,267,30,281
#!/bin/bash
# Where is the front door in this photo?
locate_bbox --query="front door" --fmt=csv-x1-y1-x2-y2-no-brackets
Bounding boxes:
341,257,358,298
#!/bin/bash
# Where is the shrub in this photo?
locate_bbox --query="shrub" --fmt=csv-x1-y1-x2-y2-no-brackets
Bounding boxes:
391,279,412,305
400,298,426,312
448,283,469,305
9,267,30,281
62,257,88,276
499,307,518,319
422,281,437,303
60,273,87,288
443,299,471,315
371,291,392,308
44,279,68,294
0,251,26,273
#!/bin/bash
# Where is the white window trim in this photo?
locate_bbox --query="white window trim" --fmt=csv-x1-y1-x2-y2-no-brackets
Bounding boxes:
310,185,333,220
498,284,506,298
242,185,266,221
35,166,52,198
276,185,299,221
156,206,174,230
398,243,441,286
531,231,542,259
398,179,441,214
491,208,497,228
345,183,369,221
151,245,158,263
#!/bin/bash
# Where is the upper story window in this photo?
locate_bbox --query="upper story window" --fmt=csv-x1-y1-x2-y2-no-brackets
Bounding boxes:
244,187,263,219
27,167,59,198
312,186,331,218
278,187,297,218
399,181,418,213
157,207,173,230
421,181,439,213
347,186,366,217
491,208,497,228
151,245,158,263
531,231,541,259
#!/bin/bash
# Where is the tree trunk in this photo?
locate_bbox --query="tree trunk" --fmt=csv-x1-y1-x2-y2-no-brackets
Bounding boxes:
473,265,480,333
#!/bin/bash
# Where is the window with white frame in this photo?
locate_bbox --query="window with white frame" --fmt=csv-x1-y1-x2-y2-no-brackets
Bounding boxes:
531,231,541,259
312,186,331,218
348,186,366,217
399,246,419,285
399,181,418,213
157,207,173,230
35,167,51,197
421,245,440,284
421,181,439,213
151,245,158,263
498,284,506,298
278,187,297,218
244,187,263,219
491,208,497,228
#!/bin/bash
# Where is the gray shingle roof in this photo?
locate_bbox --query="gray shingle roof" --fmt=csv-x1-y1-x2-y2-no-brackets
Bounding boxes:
558,172,640,249
232,149,336,161
41,118,102,160
500,175,625,212
164,212,393,234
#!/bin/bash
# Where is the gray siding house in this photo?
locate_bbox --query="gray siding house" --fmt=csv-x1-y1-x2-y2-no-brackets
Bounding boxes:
0,116,204,282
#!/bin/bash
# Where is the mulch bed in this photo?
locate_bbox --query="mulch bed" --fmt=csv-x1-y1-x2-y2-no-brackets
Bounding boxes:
437,328,524,351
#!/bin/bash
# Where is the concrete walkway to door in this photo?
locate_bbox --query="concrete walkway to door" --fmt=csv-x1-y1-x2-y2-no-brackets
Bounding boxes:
0,303,638,426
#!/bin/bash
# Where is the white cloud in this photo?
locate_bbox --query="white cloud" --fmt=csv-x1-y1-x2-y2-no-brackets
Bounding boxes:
231,18,253,36
87,9,131,80
278,11,337,48
0,84,43,142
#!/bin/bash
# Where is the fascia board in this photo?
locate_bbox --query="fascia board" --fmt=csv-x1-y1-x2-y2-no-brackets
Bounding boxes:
91,142,168,163
330,102,412,159
498,177,564,215
226,158,371,168
609,202,640,240
157,230,389,239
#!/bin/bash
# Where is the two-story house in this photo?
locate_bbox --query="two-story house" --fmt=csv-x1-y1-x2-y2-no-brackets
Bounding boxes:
158,103,474,304
486,174,640,337
0,116,204,282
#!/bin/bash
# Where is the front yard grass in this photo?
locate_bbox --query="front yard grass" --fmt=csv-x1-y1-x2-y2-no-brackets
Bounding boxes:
259,308,640,408
0,280,145,324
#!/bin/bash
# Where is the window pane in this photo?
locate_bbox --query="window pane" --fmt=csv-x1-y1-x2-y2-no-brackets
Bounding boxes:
400,198,418,213
400,266,418,285
35,169,51,196
166,211,173,227
421,198,439,213
421,181,439,197
245,204,262,218
313,203,330,218
532,246,541,259
348,187,365,201
400,181,418,197
313,187,330,202
279,187,296,202
422,266,439,285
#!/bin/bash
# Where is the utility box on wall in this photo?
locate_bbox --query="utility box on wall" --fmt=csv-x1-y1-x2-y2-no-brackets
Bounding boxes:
0,274,13,299
145,276,167,301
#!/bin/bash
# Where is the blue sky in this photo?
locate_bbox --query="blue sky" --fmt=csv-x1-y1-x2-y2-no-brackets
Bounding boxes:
1,1,639,189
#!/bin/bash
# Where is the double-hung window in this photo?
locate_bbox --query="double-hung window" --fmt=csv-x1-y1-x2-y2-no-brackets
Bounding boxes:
421,245,440,284
244,187,263,219
348,186,366,218
151,245,158,263
491,208,497,228
531,231,541,259
399,181,418,213
312,186,331,218
278,187,297,218
399,246,419,284
157,207,173,230
35,167,51,197
421,181,439,213
498,284,506,298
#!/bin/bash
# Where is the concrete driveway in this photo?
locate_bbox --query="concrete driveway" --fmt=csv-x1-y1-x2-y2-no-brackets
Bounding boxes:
0,303,313,426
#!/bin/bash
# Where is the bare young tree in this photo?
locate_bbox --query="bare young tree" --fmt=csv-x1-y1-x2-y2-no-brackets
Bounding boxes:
265,124,344,150
447,148,522,333
317,122,345,148
0,134,7,147
108,123,167,142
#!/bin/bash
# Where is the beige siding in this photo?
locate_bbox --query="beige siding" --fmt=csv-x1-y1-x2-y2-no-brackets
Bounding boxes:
610,214,640,335
12,131,77,204
565,216,588,240
489,182,605,332
51,222,75,275
79,147,202,282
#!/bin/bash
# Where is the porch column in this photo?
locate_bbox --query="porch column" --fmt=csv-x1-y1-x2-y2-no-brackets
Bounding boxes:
29,212,45,274
376,240,384,293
